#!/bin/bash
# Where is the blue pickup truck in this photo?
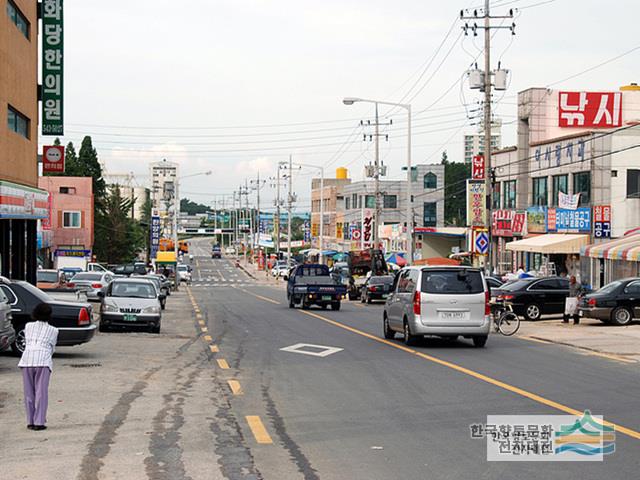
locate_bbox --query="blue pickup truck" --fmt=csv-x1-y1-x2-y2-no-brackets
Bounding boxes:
286,264,347,310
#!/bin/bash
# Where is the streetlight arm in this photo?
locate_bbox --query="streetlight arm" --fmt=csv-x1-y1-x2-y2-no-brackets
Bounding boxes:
343,97,410,110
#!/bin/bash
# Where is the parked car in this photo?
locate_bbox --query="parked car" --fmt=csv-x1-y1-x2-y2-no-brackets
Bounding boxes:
383,266,491,348
145,274,171,297
99,278,163,333
225,246,236,256
286,264,347,310
492,277,570,321
59,267,83,280
485,276,504,291
177,264,192,283
67,271,114,301
36,269,66,290
0,286,15,352
0,278,95,354
271,264,291,278
361,275,395,304
132,275,167,310
579,278,640,325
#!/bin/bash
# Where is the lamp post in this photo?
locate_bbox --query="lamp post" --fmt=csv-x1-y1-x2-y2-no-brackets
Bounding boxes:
343,97,412,263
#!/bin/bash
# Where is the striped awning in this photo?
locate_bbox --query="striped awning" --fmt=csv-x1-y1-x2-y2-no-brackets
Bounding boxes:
581,234,640,260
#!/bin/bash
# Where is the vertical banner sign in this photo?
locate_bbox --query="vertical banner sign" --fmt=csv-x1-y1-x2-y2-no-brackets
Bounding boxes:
466,180,487,228
303,220,310,243
43,145,65,173
593,205,612,239
42,0,64,135
472,155,485,180
362,209,373,248
150,215,161,259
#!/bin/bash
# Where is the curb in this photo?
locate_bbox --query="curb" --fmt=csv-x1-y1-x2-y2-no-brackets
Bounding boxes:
521,335,638,364
237,262,256,279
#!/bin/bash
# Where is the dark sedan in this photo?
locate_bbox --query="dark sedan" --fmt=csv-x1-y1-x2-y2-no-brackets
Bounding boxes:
0,279,96,354
492,276,570,321
361,275,395,304
579,278,640,326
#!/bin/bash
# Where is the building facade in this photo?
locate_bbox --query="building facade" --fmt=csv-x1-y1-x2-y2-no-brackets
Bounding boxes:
0,0,48,282
38,177,94,268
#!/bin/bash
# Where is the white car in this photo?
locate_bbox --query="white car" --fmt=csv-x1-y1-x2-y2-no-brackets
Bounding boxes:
177,264,192,283
225,246,236,256
271,264,290,278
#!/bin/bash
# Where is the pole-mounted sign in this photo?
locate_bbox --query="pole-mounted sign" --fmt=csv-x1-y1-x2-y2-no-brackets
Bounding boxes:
42,0,64,135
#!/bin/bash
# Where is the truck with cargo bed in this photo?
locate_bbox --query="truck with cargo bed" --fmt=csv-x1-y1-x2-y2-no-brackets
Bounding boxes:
286,264,347,311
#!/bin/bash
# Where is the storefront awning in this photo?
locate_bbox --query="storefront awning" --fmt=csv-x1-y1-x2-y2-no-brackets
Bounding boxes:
582,234,640,260
505,234,589,254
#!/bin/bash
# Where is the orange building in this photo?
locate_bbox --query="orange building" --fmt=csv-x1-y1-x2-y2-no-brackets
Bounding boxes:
0,1,48,282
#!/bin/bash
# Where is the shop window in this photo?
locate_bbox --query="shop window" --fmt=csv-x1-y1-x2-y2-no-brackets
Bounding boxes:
552,175,568,206
7,1,29,39
492,182,501,209
365,195,376,209
7,105,29,139
627,169,640,199
345,197,350,210
423,202,437,227
532,177,548,206
423,172,437,189
573,172,591,206
383,195,397,209
60,187,76,194
63,211,81,228
503,180,516,209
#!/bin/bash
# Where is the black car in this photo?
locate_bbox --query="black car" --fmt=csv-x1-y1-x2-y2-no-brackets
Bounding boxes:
579,277,640,326
361,275,395,304
0,279,96,354
212,245,222,259
492,276,570,321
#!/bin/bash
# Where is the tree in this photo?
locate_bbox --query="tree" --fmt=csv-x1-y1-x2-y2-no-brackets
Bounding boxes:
78,136,106,208
93,186,144,264
441,150,470,226
180,198,210,215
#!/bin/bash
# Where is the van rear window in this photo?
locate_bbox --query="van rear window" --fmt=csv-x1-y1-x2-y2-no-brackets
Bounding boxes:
421,270,484,294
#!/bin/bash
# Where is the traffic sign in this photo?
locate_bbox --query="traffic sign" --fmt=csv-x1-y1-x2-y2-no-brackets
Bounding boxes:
474,231,489,255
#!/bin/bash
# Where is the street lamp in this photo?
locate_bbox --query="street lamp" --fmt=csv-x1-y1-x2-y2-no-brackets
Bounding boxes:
343,97,413,263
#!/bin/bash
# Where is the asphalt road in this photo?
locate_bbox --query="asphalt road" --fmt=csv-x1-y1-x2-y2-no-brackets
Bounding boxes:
187,238,640,479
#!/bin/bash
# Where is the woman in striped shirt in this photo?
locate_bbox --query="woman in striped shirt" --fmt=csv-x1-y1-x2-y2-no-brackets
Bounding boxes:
18,302,58,431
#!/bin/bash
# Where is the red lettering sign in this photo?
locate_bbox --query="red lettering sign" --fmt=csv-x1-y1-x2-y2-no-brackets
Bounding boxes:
491,210,514,237
512,212,525,236
547,208,557,232
594,205,611,223
558,91,622,128
43,145,65,173
472,155,485,180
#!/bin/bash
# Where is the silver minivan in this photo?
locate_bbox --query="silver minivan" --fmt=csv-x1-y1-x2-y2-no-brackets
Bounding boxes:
0,286,15,352
383,266,491,348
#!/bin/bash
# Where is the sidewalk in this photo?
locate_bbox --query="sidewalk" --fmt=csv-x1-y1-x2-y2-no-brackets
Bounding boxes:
517,318,640,363
238,259,284,287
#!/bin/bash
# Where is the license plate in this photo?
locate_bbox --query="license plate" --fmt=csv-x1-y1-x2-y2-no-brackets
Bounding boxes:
123,314,137,321
322,295,332,301
440,311,468,320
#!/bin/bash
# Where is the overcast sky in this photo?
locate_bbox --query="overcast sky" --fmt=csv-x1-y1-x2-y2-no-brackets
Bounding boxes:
43,0,640,212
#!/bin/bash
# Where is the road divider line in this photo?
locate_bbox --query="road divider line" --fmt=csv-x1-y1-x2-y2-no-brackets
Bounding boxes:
198,320,205,326
209,345,219,353
228,380,243,395
203,335,212,342
246,416,273,444
217,358,230,369
298,309,640,441
238,288,280,305
201,326,208,333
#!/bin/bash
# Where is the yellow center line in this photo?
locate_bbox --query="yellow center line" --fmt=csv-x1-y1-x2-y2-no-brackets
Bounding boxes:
228,380,243,395
203,334,212,342
246,416,273,444
238,288,281,305
198,320,205,326
217,358,230,369
209,345,219,353
201,326,208,333
298,309,640,441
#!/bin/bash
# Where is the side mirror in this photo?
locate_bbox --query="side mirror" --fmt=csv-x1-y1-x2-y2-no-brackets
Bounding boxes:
97,291,105,298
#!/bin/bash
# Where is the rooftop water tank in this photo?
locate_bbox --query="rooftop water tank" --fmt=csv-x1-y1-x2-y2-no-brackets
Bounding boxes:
336,167,348,179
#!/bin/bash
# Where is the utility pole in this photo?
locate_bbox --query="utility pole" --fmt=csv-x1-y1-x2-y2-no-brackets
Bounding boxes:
461,4,514,270
275,167,281,259
287,155,293,263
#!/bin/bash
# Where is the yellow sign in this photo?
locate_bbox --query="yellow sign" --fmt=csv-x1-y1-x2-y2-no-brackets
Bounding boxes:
336,223,343,239
311,223,319,237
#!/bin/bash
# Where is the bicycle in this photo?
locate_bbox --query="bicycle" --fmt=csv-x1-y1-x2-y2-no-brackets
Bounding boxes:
491,301,521,336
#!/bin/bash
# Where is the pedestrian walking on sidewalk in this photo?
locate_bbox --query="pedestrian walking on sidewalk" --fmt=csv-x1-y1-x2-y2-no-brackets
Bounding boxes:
563,276,581,325
18,303,58,431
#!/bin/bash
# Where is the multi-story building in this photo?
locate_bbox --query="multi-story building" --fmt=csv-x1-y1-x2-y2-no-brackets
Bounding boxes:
149,159,179,240
103,171,149,221
38,177,94,268
0,1,48,282
310,164,445,253
463,120,502,164
491,84,640,287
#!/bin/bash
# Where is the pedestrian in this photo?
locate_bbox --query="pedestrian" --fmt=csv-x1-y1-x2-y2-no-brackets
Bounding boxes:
563,275,581,325
18,302,58,431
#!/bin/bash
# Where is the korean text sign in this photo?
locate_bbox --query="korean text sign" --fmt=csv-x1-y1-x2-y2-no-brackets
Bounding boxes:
472,155,485,180
558,92,622,128
42,0,64,135
593,205,611,239
549,208,591,233
467,181,486,228
150,216,161,259
43,145,65,173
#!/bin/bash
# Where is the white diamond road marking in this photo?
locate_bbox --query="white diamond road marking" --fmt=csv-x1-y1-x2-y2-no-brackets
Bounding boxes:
279,343,344,358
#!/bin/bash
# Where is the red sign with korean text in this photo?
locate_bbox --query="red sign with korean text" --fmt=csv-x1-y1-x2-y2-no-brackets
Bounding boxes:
472,155,485,180
558,92,622,128
547,208,557,232
511,212,525,236
43,145,65,173
593,205,611,223
491,210,514,237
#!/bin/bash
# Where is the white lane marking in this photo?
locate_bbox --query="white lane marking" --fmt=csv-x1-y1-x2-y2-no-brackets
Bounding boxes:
279,343,344,358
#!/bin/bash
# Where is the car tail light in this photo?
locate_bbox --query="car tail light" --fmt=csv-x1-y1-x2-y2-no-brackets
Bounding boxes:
91,283,102,289
485,291,491,315
368,286,377,292
67,282,75,288
587,298,596,307
413,291,421,315
502,294,514,301
78,307,91,326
